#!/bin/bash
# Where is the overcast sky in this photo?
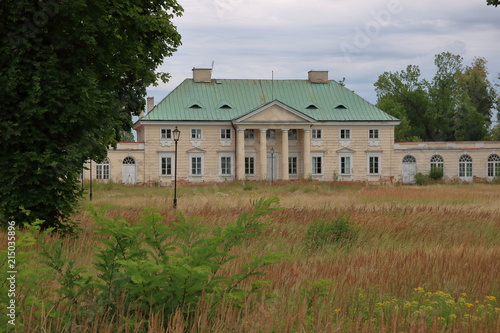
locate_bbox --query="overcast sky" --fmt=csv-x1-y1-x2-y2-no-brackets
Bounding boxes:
148,0,500,112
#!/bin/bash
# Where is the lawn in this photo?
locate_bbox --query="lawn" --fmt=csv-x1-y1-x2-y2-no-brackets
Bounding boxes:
1,181,499,332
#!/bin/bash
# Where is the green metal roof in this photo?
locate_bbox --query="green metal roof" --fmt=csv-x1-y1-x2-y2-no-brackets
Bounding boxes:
141,79,399,122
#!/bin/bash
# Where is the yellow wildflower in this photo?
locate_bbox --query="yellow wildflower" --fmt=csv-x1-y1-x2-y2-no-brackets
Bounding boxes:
485,296,497,302
334,308,341,313
414,287,424,293
461,293,467,297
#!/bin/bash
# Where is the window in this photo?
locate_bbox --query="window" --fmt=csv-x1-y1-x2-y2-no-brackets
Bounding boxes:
96,158,110,179
340,156,351,175
160,156,172,176
312,156,323,175
430,155,444,171
368,155,380,174
245,157,255,175
161,128,172,139
402,155,416,164
288,129,298,140
312,129,322,139
266,129,276,139
459,155,472,177
123,156,135,165
289,156,298,175
191,156,202,175
340,129,351,139
191,128,202,139
369,129,379,139
487,154,500,177
220,156,232,175
244,129,254,139
220,128,231,139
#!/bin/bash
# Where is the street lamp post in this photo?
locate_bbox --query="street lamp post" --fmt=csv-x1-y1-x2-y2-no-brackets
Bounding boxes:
89,160,93,201
173,126,180,209
270,147,275,184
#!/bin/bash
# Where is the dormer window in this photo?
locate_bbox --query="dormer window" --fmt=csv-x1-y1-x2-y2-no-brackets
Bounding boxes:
220,104,232,109
190,104,202,109
306,104,318,109
335,104,347,109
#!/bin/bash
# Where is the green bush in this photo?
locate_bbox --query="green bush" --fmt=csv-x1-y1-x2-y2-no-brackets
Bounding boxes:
429,167,444,180
414,173,431,185
0,197,286,331
305,215,359,249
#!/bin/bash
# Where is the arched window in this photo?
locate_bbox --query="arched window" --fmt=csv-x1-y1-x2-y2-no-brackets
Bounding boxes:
402,155,416,163
430,155,444,171
487,154,500,177
123,156,135,165
459,155,472,178
96,158,110,180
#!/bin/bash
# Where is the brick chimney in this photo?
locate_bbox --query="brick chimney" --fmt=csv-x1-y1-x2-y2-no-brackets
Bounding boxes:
139,97,154,118
308,70,328,84
147,97,155,112
193,68,212,83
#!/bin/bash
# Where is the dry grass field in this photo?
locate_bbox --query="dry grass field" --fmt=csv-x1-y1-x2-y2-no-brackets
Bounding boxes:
2,181,500,332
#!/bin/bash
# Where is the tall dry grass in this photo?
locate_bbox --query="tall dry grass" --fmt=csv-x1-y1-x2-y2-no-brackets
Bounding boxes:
2,181,499,332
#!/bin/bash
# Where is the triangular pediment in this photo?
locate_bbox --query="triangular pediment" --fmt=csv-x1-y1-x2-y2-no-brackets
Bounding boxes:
336,147,355,153
187,147,206,153
234,100,316,124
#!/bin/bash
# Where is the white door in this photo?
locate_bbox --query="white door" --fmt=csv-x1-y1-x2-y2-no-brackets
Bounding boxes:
402,155,417,184
267,153,278,181
122,157,136,184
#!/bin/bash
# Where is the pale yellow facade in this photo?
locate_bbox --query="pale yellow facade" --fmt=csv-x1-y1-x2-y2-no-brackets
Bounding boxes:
84,119,500,185
82,69,500,185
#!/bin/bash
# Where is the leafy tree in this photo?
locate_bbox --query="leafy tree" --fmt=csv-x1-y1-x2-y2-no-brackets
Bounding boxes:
427,52,463,141
120,129,136,143
487,0,499,7
374,65,432,141
459,57,497,127
375,52,497,142
0,0,183,231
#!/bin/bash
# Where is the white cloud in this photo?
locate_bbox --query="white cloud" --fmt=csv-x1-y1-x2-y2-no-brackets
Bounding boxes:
149,0,500,105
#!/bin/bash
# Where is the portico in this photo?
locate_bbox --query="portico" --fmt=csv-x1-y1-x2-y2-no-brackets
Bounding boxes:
232,99,317,181
235,125,314,181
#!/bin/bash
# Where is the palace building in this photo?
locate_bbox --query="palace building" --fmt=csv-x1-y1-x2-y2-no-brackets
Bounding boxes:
84,68,500,184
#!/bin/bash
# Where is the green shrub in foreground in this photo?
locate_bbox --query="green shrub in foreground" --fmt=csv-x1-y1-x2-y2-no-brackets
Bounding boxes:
0,197,286,331
305,215,359,249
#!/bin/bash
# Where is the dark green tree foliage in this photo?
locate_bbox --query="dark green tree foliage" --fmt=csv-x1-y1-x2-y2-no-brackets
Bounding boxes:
0,0,182,230
487,0,499,7
374,52,497,142
375,65,431,141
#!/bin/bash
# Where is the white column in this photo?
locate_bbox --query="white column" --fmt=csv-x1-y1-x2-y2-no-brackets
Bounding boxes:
236,128,245,180
303,129,311,178
259,129,267,180
281,129,289,180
